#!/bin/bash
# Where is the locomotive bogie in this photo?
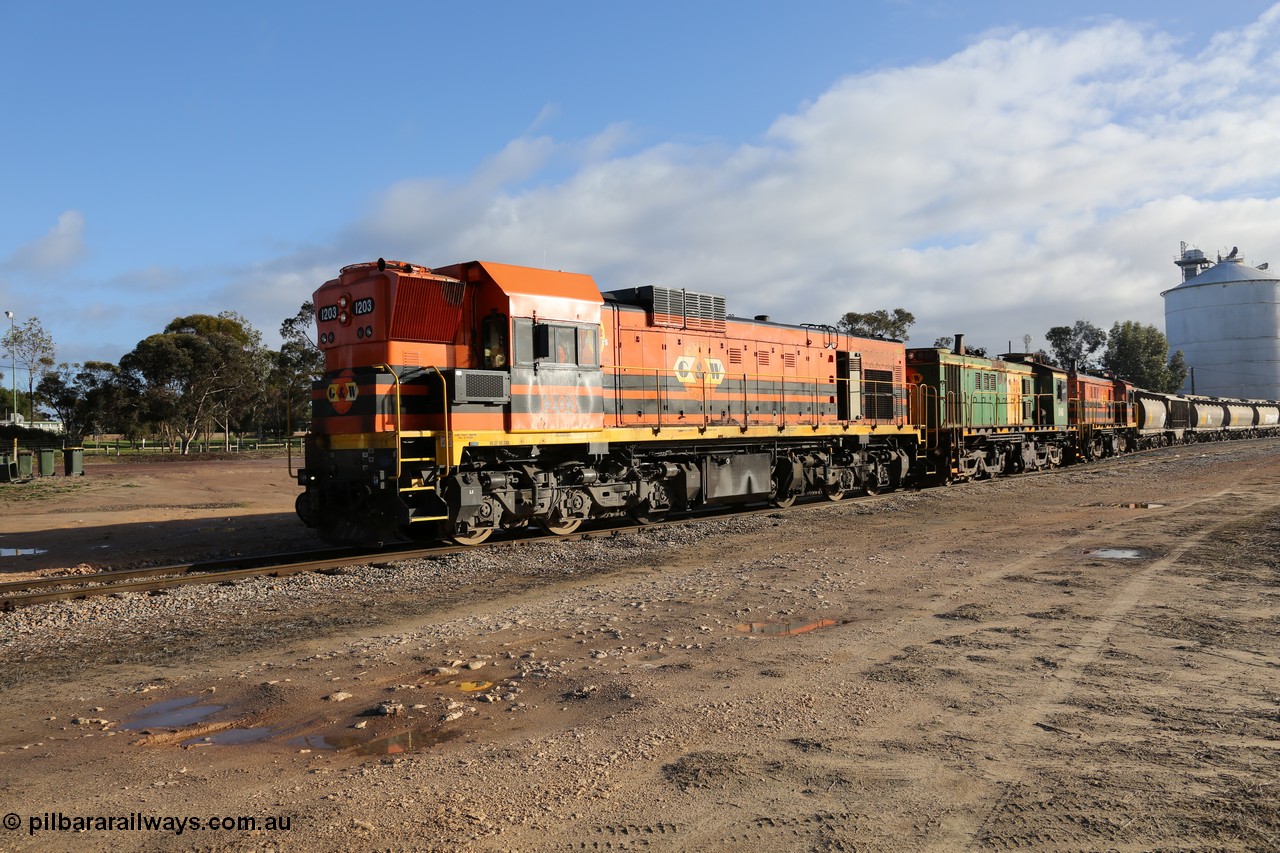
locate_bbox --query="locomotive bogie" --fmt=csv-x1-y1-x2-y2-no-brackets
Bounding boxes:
309,428,908,545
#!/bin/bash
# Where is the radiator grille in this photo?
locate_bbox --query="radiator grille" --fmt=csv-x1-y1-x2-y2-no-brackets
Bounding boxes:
864,369,895,421
643,286,727,332
391,277,467,343
466,372,507,399
681,291,727,332
452,370,510,404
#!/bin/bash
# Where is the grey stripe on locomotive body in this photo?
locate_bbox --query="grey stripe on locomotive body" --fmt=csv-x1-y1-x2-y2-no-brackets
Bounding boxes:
508,366,604,415
314,361,903,422
606,373,832,419
313,365,605,418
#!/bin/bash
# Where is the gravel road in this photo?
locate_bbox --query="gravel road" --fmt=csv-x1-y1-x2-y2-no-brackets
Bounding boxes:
1,443,1278,851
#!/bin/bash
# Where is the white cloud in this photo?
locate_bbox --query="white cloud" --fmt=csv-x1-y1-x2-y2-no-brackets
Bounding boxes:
5,211,88,272
334,8,1280,355
52,5,1268,368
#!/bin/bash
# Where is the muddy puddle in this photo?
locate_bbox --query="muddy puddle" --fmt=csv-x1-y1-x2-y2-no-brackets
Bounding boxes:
292,727,462,756
122,696,225,730
1082,547,1157,560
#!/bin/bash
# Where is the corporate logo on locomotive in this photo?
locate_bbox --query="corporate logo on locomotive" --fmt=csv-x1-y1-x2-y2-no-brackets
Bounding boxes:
326,369,359,415
673,354,726,393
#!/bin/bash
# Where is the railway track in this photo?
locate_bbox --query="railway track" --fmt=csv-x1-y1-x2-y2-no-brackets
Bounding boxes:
0,497,855,610
2,439,1271,611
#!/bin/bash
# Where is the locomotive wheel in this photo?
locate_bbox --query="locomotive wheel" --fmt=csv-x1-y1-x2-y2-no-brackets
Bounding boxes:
770,492,797,508
294,492,317,527
823,483,845,501
863,462,887,495
451,528,493,546
544,516,584,535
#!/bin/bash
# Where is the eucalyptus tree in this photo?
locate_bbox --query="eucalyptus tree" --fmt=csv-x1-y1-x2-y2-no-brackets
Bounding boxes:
1,316,56,421
119,312,267,453
837,308,916,341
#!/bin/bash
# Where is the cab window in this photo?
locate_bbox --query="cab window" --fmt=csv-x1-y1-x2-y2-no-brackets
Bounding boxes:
481,314,509,369
577,327,599,367
553,326,575,364
513,319,535,366
534,323,596,365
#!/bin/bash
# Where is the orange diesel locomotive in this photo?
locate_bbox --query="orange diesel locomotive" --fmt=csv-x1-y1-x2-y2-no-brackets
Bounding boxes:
295,259,918,544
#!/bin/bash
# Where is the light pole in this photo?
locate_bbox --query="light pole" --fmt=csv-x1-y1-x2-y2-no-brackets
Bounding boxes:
3,310,13,423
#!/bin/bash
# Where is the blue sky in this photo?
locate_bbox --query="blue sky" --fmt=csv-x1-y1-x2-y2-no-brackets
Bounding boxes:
4,1,1280,374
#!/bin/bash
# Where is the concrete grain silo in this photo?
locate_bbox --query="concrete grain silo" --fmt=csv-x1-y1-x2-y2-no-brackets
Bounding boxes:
1162,243,1280,399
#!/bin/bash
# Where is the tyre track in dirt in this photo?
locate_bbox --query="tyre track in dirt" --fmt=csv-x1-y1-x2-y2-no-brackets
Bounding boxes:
663,468,1280,851
4,447,1279,851
957,484,1280,851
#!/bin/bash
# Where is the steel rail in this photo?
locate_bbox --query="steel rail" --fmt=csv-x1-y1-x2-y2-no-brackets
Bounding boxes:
0,544,444,610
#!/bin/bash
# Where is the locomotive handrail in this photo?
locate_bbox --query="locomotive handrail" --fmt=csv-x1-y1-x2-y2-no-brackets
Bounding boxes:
1067,395,1124,427
431,365,451,473
912,383,937,448
286,374,302,479
371,364,451,474
655,366,663,431
375,363,403,479
701,366,709,431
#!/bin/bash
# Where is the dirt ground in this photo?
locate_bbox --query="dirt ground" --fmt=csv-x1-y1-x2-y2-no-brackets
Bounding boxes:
0,445,1278,852
0,457,318,577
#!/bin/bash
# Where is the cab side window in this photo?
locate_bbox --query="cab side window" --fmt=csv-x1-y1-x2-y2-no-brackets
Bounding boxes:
532,323,598,366
513,319,535,366
553,326,575,364
577,327,598,367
